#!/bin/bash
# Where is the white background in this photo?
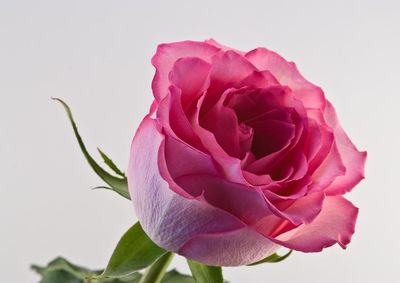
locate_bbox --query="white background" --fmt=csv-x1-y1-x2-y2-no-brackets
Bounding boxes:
1,0,399,282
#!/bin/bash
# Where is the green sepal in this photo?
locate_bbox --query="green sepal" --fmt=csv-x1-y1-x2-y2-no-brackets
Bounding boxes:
99,222,167,279
187,260,224,283
97,148,125,177
247,250,293,266
53,98,130,200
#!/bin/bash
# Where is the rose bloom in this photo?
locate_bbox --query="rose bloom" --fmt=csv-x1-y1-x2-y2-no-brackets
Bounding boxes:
128,40,366,266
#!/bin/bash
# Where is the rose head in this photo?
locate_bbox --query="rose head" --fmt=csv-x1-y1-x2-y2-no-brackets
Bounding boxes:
128,40,366,266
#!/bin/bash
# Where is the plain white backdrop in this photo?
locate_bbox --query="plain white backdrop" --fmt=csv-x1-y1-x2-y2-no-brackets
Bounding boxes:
1,0,399,282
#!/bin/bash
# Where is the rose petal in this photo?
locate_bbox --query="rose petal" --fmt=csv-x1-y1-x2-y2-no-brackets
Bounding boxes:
309,140,346,192
162,134,220,180
169,57,211,108
179,226,279,266
200,89,251,158
174,174,274,225
199,51,258,113
210,50,257,84
307,118,335,173
152,41,220,101
242,170,274,186
157,87,202,148
191,93,249,184
263,191,325,225
249,119,295,159
205,38,245,55
245,48,325,109
303,118,323,161
323,102,367,195
128,116,246,253
234,70,280,89
272,196,359,252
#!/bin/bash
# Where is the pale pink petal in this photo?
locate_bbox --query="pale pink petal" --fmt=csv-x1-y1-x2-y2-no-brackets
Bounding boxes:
179,227,279,266
128,116,246,252
272,196,359,252
152,41,220,101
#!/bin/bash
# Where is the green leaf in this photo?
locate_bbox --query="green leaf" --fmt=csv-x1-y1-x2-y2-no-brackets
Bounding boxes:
32,257,194,283
187,260,223,283
162,270,195,283
34,269,82,283
98,148,125,177
247,250,293,266
104,274,143,283
100,222,167,279
53,98,130,200
32,257,91,283
32,257,142,283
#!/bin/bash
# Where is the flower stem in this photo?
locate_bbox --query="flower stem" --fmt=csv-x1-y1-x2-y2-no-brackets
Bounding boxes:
139,252,174,283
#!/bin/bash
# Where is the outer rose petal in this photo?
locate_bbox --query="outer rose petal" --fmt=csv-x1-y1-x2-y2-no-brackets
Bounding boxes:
128,116,278,265
205,38,245,55
272,196,359,252
152,41,220,101
179,227,279,266
323,102,367,195
245,48,325,109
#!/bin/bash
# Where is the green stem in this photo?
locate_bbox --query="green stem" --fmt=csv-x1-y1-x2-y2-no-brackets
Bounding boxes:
139,252,174,283
187,260,224,283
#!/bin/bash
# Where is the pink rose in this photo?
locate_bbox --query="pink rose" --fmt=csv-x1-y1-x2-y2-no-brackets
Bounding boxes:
128,40,366,266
